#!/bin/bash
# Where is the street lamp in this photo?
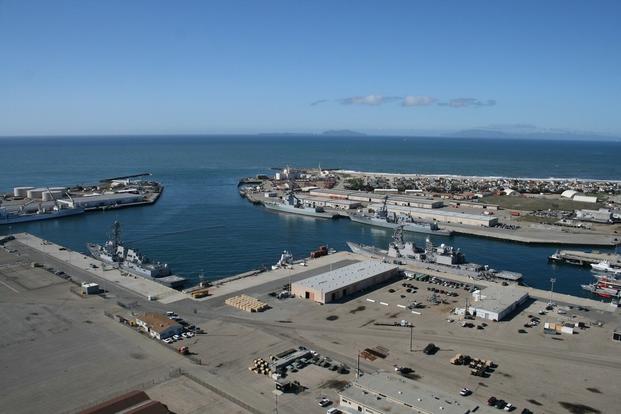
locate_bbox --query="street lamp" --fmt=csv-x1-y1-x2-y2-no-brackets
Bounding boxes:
549,277,556,306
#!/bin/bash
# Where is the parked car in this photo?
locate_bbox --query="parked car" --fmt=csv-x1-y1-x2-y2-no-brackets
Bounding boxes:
326,409,341,414
318,398,331,407
488,396,498,406
459,387,472,396
504,403,514,411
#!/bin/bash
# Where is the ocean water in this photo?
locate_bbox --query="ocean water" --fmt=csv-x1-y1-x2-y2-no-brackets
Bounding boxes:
1,135,620,297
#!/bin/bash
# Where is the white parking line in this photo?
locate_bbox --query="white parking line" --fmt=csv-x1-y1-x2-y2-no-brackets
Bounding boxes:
379,302,389,306
411,311,421,315
0,279,19,293
397,304,406,309
366,298,375,303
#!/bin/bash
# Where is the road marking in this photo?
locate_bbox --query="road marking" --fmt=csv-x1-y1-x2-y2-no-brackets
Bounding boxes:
379,302,389,306
0,279,19,293
411,311,421,315
397,304,406,309
366,298,375,303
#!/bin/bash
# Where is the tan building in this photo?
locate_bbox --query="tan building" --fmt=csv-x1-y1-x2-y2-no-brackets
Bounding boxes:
135,313,183,340
372,204,498,227
296,194,361,210
292,261,399,304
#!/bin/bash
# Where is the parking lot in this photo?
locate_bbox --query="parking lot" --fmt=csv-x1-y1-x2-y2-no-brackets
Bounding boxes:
211,273,621,414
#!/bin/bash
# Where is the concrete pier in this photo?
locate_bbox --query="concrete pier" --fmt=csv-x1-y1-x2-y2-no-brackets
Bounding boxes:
13,233,188,304
552,249,621,266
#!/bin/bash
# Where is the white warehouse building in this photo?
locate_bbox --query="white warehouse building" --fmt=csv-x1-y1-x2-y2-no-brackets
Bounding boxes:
292,261,399,304
457,286,529,321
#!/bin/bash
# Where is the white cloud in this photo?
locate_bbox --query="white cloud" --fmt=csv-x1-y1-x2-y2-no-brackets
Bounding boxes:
340,95,391,105
439,98,497,108
402,95,436,107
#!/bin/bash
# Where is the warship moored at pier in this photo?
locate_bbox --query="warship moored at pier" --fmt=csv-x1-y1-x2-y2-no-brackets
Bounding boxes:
349,196,452,236
87,221,186,288
263,192,337,219
348,225,522,283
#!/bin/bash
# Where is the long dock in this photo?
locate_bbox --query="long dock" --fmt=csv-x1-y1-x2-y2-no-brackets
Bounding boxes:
445,223,621,246
550,249,621,266
12,233,188,304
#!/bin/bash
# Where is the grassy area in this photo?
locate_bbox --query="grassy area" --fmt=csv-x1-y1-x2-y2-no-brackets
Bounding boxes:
479,195,603,211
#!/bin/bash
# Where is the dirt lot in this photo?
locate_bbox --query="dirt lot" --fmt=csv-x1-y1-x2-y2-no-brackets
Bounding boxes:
2,242,621,414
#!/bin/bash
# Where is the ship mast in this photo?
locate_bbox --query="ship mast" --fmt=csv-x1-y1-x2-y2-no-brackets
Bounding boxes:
110,220,121,252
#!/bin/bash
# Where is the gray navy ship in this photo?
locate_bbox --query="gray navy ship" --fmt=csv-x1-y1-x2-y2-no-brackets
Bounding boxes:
347,225,522,283
264,192,337,219
348,196,452,236
87,221,186,288
1,193,84,225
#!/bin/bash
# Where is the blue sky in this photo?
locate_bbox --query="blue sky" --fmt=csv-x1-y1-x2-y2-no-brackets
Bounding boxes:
0,1,620,136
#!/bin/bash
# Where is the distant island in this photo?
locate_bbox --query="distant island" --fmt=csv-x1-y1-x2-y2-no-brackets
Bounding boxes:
257,129,367,137
321,129,366,137
446,128,620,141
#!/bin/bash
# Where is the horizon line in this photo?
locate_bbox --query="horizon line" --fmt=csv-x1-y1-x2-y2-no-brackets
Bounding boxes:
0,132,620,142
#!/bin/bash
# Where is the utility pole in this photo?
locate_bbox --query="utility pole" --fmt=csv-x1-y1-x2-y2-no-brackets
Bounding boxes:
409,325,413,352
272,389,282,414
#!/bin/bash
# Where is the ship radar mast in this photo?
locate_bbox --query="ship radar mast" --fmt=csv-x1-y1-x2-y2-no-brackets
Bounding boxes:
110,220,122,252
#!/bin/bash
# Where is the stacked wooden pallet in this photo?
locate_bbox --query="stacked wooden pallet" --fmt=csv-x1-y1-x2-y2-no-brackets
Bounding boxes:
248,358,272,375
225,294,269,312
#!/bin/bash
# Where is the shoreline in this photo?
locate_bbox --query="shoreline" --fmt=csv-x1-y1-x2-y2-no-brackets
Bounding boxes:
336,169,621,184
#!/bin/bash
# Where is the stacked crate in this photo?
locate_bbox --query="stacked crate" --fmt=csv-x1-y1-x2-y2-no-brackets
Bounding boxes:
225,294,269,312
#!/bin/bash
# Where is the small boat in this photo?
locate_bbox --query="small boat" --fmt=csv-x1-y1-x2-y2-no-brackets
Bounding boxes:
591,261,621,275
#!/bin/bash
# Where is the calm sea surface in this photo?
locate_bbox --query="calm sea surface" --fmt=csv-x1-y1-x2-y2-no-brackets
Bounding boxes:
1,135,620,297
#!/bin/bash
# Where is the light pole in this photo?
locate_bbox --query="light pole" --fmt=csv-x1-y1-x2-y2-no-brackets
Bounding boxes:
549,277,556,306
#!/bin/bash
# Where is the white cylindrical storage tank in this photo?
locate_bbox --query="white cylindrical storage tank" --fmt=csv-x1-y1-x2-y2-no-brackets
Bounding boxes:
14,186,35,197
42,190,64,201
27,188,46,199
49,186,68,192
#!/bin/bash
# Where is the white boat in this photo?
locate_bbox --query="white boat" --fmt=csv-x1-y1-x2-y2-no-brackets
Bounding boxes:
591,261,621,275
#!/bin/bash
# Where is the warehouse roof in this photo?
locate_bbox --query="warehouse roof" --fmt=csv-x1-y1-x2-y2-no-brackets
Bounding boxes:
309,188,355,195
292,261,398,293
136,313,180,334
296,194,361,204
377,204,495,221
561,190,578,199
340,373,488,414
387,195,442,204
78,390,170,414
573,195,598,203
472,286,528,314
